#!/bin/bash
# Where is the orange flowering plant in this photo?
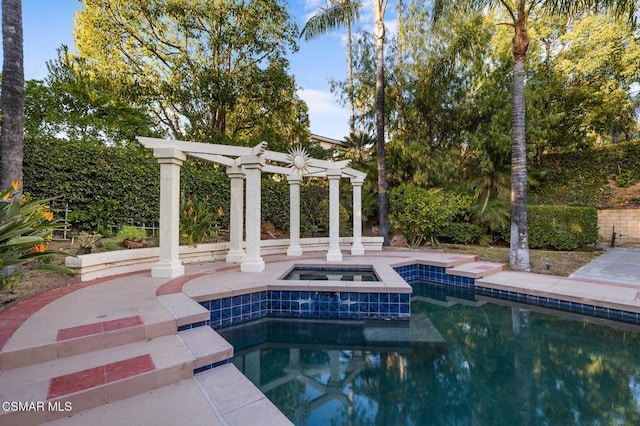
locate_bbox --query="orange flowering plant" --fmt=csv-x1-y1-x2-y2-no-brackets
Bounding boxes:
0,183,74,289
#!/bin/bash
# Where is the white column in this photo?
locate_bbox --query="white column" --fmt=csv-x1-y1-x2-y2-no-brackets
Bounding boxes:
240,156,265,272
226,166,245,263
326,169,342,262
152,148,186,278
350,177,365,255
287,173,303,256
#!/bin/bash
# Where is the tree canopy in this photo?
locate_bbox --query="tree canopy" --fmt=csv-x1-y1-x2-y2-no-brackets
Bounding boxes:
74,0,308,146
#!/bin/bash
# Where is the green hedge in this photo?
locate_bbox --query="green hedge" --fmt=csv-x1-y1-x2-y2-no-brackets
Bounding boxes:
528,205,598,250
23,138,338,234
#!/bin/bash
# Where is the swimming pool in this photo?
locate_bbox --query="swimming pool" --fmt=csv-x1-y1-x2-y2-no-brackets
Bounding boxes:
220,289,640,425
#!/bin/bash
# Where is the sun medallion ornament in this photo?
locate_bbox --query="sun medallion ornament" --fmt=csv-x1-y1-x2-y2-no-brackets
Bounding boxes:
287,145,311,176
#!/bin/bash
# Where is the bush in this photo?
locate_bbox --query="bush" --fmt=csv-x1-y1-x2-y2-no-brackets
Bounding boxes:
527,205,598,250
389,185,473,247
439,222,483,244
116,226,147,242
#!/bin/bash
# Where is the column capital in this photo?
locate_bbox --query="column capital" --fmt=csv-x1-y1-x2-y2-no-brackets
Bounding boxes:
350,176,365,185
226,164,245,178
287,172,302,183
153,148,187,165
326,168,342,179
239,155,265,169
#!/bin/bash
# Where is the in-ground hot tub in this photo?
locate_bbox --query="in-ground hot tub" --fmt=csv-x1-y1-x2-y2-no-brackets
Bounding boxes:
281,265,380,281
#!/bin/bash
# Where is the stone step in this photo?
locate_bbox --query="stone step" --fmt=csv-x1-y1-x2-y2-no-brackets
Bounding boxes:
193,363,293,425
41,365,291,426
0,327,233,426
1,291,208,373
447,261,506,279
157,293,210,330
0,314,176,372
177,326,233,372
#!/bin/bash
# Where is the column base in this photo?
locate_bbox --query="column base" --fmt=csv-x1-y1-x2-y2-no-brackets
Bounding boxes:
287,245,303,256
241,258,265,272
350,245,365,256
151,262,185,278
326,250,343,262
225,250,245,263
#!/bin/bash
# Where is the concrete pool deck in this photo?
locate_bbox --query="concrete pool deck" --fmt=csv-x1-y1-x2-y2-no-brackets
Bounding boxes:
1,248,639,425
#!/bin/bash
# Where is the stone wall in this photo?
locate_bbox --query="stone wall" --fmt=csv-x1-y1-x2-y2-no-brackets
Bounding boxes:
598,209,640,246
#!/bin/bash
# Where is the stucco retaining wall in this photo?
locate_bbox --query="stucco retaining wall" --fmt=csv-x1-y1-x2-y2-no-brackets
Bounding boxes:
598,209,640,246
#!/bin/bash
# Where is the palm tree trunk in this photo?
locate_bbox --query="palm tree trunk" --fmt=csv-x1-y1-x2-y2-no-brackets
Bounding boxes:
345,14,356,134
395,0,404,135
509,3,530,272
1,0,24,190
373,0,389,246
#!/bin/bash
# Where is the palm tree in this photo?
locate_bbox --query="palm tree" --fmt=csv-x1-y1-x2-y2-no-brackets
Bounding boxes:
432,0,637,271
373,0,390,246
301,0,363,134
1,0,24,191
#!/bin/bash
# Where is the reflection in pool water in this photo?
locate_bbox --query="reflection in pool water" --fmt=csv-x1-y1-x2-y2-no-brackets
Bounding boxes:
220,295,640,425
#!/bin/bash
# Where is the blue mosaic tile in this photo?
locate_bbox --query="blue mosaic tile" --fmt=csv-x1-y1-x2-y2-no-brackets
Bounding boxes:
194,359,229,374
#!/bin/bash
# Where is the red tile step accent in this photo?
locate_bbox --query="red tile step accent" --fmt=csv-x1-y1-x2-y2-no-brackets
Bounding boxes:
56,315,143,341
47,354,155,399
0,271,145,352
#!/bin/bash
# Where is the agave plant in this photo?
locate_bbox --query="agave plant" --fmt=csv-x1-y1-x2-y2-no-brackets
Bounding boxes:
0,182,73,289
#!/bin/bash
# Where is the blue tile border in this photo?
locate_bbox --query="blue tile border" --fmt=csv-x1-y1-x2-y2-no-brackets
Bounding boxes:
475,286,640,325
177,320,210,332
200,289,411,330
193,359,229,375
393,263,640,327
181,263,640,333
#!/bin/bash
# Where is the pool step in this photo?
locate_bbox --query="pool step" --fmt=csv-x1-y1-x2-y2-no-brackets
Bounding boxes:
157,293,210,329
447,261,506,279
38,364,291,426
0,315,176,372
177,326,233,372
1,294,210,373
0,328,233,426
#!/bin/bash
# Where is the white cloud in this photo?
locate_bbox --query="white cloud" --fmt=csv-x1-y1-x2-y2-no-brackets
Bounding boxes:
298,87,349,139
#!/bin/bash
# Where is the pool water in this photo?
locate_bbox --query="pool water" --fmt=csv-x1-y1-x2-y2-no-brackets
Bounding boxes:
283,266,379,281
220,296,640,425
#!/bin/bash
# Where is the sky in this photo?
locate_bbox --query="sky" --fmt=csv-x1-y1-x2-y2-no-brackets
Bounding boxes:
5,0,398,141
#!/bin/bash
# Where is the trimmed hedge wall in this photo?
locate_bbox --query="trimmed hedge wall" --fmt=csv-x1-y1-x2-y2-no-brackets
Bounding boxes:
23,138,336,234
528,205,598,250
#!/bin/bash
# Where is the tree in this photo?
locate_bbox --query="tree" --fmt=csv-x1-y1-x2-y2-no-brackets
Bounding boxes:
555,13,640,143
432,0,637,272
74,0,306,145
301,0,362,134
0,0,23,190
24,47,161,145
373,0,390,245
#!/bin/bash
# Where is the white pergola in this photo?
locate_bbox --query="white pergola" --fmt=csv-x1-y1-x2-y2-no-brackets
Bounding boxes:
137,137,367,277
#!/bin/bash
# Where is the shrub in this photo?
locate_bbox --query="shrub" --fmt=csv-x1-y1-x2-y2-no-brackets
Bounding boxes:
116,226,147,242
527,205,598,250
389,185,472,247
440,222,483,244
